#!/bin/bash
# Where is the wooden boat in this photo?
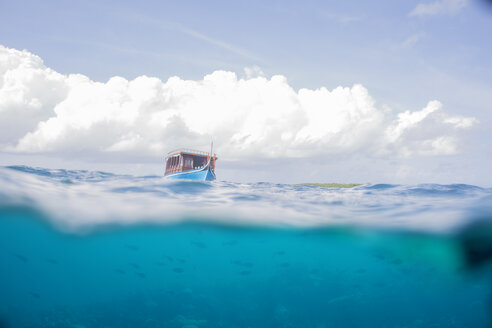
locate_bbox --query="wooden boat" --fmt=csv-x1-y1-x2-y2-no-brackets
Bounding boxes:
164,145,217,181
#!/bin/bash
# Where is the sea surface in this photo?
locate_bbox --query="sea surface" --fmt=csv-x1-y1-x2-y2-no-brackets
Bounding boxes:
1,165,492,328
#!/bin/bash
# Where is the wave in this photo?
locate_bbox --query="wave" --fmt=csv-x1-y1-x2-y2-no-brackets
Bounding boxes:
0,165,491,234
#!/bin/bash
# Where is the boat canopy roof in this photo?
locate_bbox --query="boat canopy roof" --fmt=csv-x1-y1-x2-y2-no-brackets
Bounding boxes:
166,148,210,159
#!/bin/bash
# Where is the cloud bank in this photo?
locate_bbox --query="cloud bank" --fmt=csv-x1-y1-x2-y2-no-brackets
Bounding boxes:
0,45,477,163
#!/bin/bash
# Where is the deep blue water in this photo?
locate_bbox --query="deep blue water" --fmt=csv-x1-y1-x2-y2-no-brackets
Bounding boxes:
1,166,492,327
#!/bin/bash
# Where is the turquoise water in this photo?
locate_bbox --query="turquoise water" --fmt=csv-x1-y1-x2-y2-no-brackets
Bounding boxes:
1,166,492,327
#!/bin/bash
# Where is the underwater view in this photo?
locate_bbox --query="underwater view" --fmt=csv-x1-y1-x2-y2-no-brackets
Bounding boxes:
1,166,492,328
2,0,492,326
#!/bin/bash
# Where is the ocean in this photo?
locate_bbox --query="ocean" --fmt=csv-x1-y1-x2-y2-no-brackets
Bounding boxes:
1,165,492,328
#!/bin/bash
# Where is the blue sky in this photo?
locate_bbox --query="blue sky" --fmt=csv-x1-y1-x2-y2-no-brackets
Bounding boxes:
2,0,491,98
0,0,491,184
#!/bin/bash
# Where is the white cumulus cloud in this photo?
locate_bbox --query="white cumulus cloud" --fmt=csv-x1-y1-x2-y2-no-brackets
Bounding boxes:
0,45,477,162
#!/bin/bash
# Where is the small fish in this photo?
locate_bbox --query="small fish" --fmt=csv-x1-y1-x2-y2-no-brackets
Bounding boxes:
274,251,285,256
167,290,175,295
308,274,322,282
165,256,174,262
29,292,40,299
13,253,28,263
46,258,58,265
115,269,126,274
136,272,146,278
125,244,139,251
223,240,238,246
372,252,387,260
355,269,366,274
239,270,251,276
130,263,140,269
230,260,253,268
177,258,187,264
279,262,290,268
190,241,207,249
391,259,403,265
156,261,165,266
426,267,436,273
173,267,184,273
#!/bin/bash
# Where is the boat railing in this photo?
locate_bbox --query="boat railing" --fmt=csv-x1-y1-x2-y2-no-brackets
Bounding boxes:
165,164,206,175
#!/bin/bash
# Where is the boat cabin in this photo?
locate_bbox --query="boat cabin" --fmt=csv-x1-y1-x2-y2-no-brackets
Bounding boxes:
165,149,217,175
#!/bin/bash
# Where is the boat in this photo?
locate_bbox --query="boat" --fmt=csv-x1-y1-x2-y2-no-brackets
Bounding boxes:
164,144,217,181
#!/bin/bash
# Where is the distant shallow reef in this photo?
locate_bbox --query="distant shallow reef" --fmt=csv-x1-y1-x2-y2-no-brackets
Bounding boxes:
296,183,363,188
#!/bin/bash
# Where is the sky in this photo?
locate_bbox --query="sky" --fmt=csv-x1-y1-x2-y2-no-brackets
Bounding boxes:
0,0,491,184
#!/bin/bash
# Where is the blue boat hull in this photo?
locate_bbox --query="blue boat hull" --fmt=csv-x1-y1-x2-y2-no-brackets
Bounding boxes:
165,166,216,181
